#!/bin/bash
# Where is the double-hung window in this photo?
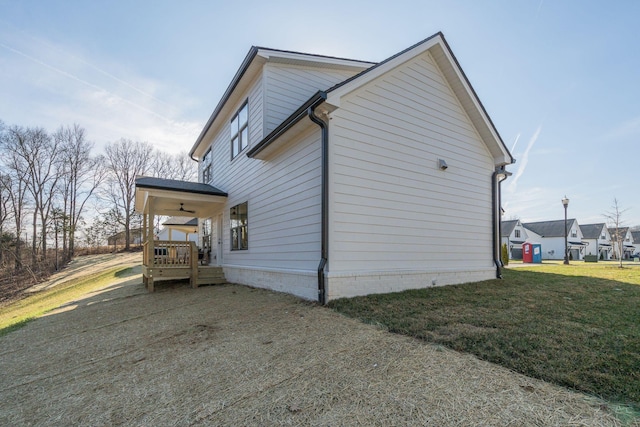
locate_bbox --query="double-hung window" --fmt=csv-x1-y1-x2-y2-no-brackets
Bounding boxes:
202,149,212,183
230,202,248,250
514,229,521,238
231,102,248,159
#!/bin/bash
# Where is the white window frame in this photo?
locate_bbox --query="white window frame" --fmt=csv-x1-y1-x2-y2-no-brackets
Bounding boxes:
230,101,249,159
202,149,212,183
230,202,248,251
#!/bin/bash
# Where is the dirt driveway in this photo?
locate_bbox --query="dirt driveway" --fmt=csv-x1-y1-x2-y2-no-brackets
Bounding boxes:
0,258,624,426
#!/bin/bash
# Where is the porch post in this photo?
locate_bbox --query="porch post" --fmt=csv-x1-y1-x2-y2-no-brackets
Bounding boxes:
142,209,148,288
147,196,155,292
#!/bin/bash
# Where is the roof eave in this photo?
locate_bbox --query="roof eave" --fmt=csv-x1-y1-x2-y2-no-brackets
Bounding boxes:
189,46,261,160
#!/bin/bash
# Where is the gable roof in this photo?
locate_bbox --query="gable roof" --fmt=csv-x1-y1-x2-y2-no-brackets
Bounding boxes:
189,47,374,159
501,220,520,237
193,33,514,167
608,227,632,241
523,219,578,238
323,32,514,166
580,223,607,239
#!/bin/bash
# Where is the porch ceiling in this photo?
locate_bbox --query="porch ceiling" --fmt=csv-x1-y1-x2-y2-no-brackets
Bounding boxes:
135,177,227,218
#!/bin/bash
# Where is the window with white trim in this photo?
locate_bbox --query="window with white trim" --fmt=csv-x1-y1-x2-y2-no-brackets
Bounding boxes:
231,102,248,159
202,149,212,183
230,202,248,250
515,229,521,238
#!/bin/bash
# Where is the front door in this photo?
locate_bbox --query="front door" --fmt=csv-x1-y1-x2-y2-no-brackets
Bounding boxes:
217,213,223,266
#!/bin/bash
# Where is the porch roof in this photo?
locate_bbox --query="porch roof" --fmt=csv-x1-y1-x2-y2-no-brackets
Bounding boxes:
162,216,198,234
135,177,227,218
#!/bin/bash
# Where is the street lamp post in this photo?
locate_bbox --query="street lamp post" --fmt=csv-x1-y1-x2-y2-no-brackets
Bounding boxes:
562,196,569,265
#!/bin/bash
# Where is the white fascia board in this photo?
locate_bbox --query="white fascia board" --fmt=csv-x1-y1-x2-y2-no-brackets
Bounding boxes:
256,48,374,70
433,44,513,166
325,36,441,108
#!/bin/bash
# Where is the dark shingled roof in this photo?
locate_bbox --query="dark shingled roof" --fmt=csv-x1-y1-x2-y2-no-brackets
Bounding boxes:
163,216,198,227
523,219,577,238
580,223,606,239
135,177,227,197
632,231,640,243
501,220,519,237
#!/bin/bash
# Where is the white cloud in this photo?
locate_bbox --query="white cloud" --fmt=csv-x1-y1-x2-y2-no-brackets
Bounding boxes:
0,28,203,155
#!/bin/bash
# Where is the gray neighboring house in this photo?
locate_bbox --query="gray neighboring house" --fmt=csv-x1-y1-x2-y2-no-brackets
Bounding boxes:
608,227,636,259
580,223,612,260
523,219,586,261
501,219,528,260
632,231,640,257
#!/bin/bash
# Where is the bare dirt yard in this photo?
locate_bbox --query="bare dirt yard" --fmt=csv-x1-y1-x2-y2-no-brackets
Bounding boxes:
0,253,628,426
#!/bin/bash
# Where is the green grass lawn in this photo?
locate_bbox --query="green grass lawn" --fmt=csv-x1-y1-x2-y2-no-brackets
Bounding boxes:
0,266,135,336
329,262,640,414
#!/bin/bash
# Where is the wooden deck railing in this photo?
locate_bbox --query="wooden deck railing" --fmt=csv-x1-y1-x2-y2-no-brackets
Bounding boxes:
143,240,197,267
142,240,200,292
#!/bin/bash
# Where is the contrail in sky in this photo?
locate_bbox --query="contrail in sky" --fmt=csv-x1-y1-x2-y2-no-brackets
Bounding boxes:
507,125,541,192
511,133,521,153
0,41,188,129
0,17,175,111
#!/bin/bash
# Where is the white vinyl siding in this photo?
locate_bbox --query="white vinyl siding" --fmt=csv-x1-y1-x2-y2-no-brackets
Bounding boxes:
328,51,495,273
226,127,322,270
263,63,359,135
206,75,322,271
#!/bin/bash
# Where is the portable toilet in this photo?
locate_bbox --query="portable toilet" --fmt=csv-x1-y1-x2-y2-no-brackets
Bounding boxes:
522,242,542,263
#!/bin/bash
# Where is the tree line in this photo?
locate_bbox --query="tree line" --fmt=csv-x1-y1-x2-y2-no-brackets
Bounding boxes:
0,120,196,281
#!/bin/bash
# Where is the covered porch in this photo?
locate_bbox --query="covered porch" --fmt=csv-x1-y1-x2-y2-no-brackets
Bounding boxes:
134,177,228,292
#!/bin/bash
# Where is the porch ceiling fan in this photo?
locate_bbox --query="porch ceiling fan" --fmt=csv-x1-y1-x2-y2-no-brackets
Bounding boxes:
179,203,196,214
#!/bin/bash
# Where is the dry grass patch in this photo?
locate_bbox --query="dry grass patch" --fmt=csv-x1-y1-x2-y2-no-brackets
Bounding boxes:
0,279,626,426
330,263,640,420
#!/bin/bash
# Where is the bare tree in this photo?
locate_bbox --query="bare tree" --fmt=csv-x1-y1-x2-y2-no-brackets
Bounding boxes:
604,198,629,268
54,124,105,260
103,139,153,250
150,151,197,181
0,173,12,266
0,171,29,270
1,126,62,264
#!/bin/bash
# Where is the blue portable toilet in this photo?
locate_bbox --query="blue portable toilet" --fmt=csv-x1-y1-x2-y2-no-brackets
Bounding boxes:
522,243,542,263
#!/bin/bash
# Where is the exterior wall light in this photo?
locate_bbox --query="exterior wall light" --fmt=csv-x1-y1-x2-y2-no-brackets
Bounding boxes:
438,159,448,170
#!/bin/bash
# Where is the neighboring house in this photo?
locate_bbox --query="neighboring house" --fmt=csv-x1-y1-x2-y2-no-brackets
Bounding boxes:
523,219,586,261
632,231,640,257
157,217,199,243
135,32,514,302
609,227,636,259
107,229,143,247
581,223,612,260
501,219,528,259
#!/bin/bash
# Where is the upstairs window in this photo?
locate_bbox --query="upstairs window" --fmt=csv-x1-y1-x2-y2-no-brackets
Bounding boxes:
231,101,249,159
230,202,248,251
571,229,577,238
514,229,521,238
601,233,606,240
202,149,212,183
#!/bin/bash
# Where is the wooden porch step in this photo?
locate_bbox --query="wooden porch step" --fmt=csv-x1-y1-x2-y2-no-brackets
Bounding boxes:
197,266,226,285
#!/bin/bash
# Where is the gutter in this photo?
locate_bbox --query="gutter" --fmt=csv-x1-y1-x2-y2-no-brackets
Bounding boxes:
492,166,510,278
247,91,327,158
307,106,329,305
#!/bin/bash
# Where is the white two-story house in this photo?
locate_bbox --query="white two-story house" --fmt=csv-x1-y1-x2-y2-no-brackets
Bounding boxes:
135,32,514,302
523,219,586,261
501,219,528,259
580,223,612,260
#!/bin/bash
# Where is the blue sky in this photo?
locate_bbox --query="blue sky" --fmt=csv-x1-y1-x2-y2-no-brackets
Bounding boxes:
1,0,639,226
